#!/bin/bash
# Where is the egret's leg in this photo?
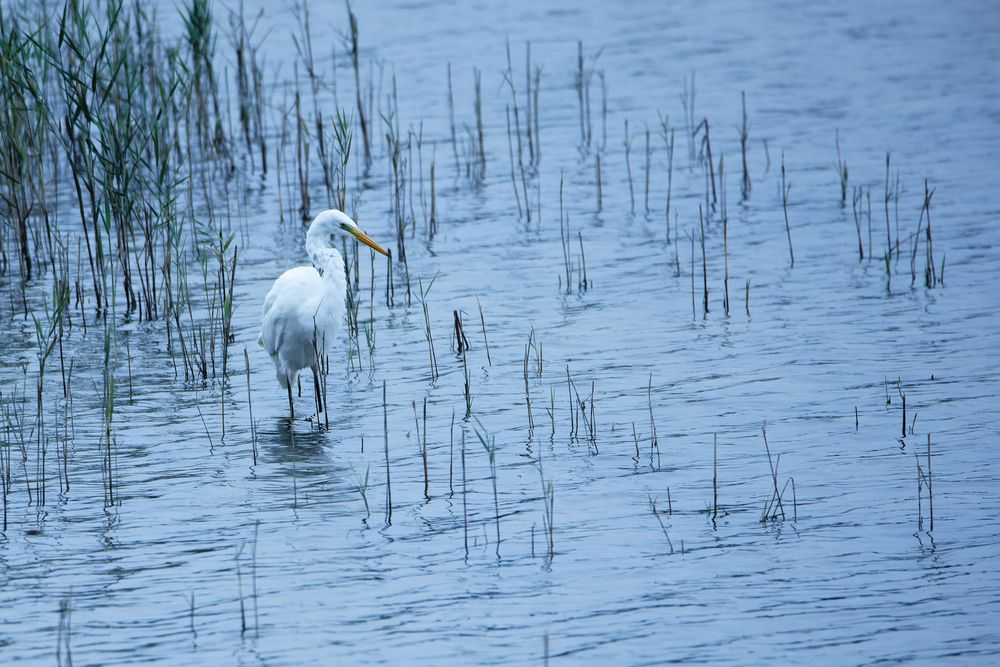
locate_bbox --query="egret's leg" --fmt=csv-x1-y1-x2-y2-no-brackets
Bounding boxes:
297,375,302,397
287,382,294,420
312,366,323,414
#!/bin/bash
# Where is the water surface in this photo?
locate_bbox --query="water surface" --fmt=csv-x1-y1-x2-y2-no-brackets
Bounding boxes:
2,0,999,664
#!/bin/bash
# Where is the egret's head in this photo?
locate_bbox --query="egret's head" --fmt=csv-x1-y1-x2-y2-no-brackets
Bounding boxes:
310,209,389,257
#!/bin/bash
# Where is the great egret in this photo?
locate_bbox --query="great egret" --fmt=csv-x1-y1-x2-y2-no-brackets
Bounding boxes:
258,209,389,419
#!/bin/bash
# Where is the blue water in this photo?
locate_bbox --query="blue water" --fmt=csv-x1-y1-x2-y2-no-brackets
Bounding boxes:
2,0,999,664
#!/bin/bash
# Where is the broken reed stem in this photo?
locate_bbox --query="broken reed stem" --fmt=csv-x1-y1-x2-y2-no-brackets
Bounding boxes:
558,173,572,293
533,65,542,163
477,298,492,366
712,433,718,521
252,521,260,637
422,397,429,499
648,375,660,470
346,3,370,170
853,186,865,260
447,63,459,174
761,422,786,521
383,380,391,523
791,477,797,522
663,122,675,243
525,42,534,164
523,336,534,431
490,435,500,559
688,228,696,319
453,310,471,354
885,152,892,261
649,496,674,554
429,161,437,236
474,67,485,180
721,154,729,317
624,119,635,214
927,433,934,531
575,40,586,144
781,152,794,268
449,409,455,495
644,126,651,213
916,453,924,529
867,188,873,260
236,543,247,636
740,91,751,200
835,129,848,207
901,388,907,438
462,342,472,417
700,206,708,317
506,106,523,218
418,277,438,380
595,154,602,211
461,429,468,559
695,118,716,211
544,479,555,558
923,179,937,288
244,348,257,465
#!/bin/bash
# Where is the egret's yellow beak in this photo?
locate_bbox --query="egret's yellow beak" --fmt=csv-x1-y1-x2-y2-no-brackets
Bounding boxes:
348,227,389,256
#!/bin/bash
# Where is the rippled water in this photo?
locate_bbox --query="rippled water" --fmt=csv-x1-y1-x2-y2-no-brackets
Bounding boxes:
3,0,1000,664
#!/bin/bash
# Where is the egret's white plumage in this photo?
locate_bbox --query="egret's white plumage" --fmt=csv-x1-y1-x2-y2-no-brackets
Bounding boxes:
258,209,388,416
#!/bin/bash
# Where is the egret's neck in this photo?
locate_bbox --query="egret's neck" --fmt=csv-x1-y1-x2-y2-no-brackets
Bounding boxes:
312,247,346,284
305,223,346,284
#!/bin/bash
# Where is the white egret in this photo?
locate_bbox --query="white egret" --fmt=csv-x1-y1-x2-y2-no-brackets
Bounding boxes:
258,209,389,418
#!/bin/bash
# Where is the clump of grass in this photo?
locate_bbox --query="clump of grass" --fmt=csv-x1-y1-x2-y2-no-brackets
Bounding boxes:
350,461,371,519
760,422,795,522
